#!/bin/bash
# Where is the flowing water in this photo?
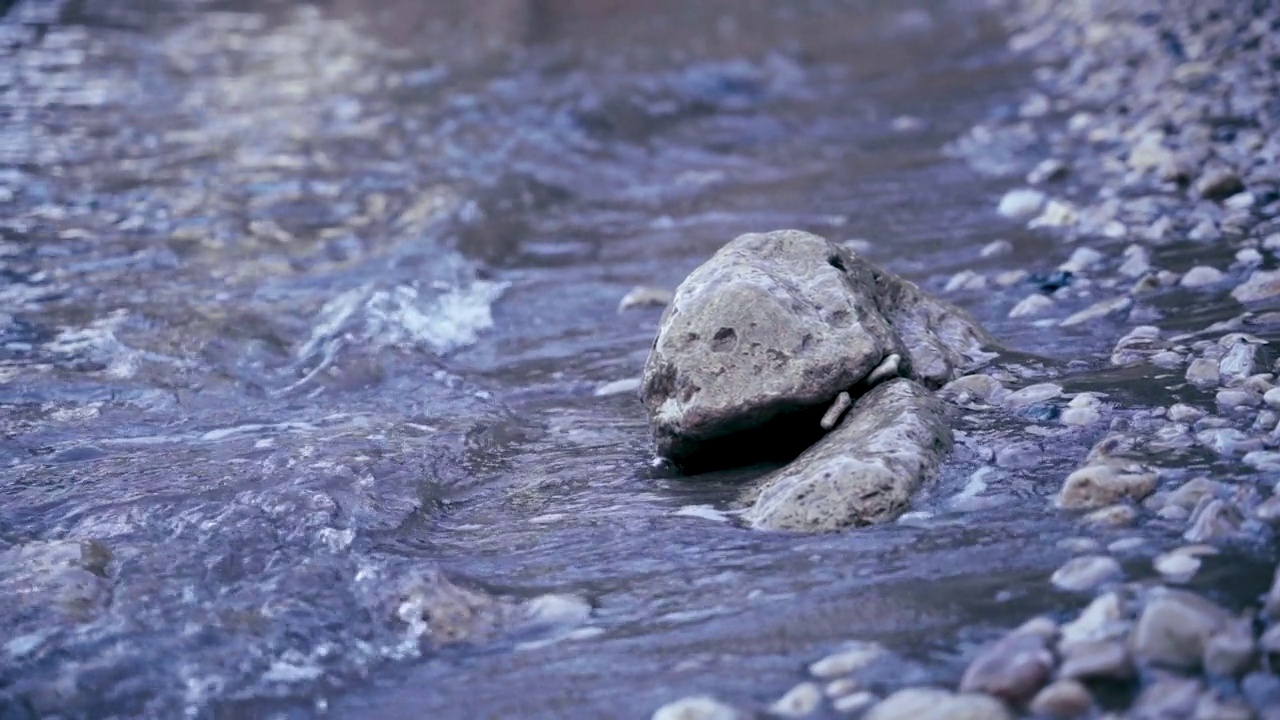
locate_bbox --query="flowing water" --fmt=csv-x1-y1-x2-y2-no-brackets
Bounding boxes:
1,1,1275,718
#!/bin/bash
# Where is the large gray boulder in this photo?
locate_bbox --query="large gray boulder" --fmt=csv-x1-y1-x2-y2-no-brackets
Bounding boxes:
743,378,953,531
641,229,994,465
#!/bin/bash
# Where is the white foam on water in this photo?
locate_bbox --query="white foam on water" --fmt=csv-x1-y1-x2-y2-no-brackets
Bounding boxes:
199,421,317,443
364,280,508,355
673,505,737,523
46,309,186,379
298,276,508,369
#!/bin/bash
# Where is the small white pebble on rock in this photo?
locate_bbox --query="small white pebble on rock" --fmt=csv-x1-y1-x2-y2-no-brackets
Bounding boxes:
1051,555,1123,593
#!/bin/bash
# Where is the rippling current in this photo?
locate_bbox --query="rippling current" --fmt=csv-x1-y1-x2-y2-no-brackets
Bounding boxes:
2,1,1275,718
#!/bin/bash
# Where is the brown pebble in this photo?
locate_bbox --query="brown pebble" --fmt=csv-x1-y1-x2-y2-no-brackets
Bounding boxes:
959,631,1053,704
1029,679,1093,718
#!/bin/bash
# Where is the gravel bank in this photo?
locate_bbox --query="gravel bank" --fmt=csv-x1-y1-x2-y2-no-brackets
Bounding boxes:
658,1,1280,717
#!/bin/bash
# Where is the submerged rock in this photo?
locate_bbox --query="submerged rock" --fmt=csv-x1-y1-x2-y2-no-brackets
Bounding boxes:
1056,461,1157,510
641,230,994,466
0,539,113,622
744,379,952,531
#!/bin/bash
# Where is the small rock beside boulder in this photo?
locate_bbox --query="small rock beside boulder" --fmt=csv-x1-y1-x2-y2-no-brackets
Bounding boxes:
743,379,952,532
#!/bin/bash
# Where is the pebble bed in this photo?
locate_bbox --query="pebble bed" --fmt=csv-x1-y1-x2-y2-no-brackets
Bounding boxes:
653,1,1280,718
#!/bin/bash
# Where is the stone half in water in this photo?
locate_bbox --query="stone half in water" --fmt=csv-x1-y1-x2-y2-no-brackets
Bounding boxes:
742,378,953,532
640,229,995,468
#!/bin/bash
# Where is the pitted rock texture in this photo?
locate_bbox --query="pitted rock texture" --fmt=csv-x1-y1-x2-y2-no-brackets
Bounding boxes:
641,229,995,465
743,378,953,532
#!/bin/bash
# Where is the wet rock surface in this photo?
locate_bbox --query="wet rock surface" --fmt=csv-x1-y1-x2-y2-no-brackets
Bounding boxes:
743,378,953,532
666,0,1280,714
641,229,995,467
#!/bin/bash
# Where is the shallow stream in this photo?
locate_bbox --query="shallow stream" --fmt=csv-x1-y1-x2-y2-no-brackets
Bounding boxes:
1,1,1275,718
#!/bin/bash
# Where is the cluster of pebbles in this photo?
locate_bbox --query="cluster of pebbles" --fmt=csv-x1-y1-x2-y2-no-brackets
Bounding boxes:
651,0,1280,718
